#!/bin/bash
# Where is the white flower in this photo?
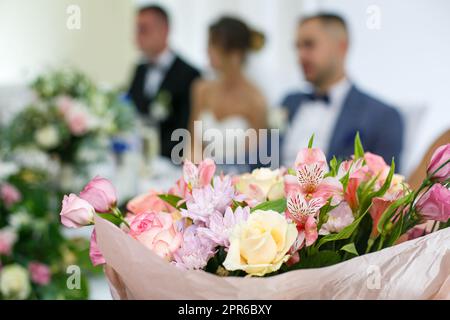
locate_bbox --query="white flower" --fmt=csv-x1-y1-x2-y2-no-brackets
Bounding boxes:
13,147,52,171
8,210,32,229
0,264,31,300
151,102,170,121
236,168,284,203
0,161,19,181
34,125,60,149
223,210,298,276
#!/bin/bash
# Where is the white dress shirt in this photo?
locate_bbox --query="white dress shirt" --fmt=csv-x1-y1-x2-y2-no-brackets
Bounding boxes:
282,77,352,167
144,49,176,98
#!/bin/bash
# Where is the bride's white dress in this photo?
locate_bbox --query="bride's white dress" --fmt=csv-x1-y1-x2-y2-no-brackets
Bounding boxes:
198,110,251,173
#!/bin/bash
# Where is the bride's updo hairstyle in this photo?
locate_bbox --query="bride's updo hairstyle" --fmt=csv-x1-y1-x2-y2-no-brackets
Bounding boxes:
209,16,265,61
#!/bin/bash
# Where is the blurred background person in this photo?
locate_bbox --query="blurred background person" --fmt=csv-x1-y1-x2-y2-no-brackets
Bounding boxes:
189,16,267,172
280,13,404,169
128,4,200,159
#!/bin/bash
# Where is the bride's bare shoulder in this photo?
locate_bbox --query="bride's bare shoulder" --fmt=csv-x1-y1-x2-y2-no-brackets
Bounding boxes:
245,82,267,110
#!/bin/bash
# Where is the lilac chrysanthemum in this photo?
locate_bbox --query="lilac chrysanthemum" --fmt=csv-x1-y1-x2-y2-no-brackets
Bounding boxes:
173,226,216,271
181,175,238,225
198,206,250,248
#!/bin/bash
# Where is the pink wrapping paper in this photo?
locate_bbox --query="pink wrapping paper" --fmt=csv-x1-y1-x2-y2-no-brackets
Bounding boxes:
95,215,450,300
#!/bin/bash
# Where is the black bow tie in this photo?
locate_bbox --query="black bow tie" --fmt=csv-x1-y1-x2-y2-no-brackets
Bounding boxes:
304,92,330,105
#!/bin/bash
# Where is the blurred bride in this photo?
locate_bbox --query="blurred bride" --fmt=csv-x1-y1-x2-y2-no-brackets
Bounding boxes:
188,16,267,173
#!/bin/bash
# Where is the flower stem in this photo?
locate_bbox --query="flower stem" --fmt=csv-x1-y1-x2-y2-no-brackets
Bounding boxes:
112,207,130,228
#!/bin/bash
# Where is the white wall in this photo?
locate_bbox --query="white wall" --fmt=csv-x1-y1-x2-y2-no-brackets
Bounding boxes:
0,0,137,87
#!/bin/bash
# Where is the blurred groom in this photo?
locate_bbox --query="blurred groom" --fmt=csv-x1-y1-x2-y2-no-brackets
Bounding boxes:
280,13,404,169
128,5,200,159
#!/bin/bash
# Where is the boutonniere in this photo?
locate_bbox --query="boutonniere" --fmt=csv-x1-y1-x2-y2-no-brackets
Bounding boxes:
150,90,172,122
267,106,289,134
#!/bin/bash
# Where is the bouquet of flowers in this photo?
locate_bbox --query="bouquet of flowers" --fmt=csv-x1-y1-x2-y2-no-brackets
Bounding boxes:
59,135,450,299
5,69,135,187
0,159,94,300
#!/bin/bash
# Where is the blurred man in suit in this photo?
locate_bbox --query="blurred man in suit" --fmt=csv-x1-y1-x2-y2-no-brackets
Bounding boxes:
281,13,404,169
128,5,200,158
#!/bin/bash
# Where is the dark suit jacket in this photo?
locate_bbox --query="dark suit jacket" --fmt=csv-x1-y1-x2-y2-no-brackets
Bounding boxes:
128,56,200,158
281,85,404,171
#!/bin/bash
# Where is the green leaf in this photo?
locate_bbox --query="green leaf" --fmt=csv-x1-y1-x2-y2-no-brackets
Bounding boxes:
339,168,351,191
354,132,365,159
308,134,315,149
251,198,286,213
316,210,368,249
291,250,341,269
97,213,122,226
371,159,396,199
384,213,404,247
287,168,296,176
340,243,359,256
158,194,187,210
317,200,336,230
328,156,340,177
359,159,396,215
377,191,413,234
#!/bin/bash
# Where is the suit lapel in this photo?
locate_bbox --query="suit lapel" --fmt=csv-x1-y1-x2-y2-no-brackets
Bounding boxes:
154,56,179,97
287,94,305,123
327,85,363,159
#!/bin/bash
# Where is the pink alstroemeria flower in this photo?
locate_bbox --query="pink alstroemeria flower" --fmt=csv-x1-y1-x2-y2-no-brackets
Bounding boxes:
183,159,216,189
286,148,343,205
286,192,325,247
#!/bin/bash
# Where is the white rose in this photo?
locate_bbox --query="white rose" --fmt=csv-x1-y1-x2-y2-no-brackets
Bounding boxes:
34,125,60,149
223,210,298,276
236,168,284,202
0,264,31,300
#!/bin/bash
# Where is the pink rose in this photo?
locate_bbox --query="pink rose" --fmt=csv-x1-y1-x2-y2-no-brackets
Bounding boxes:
427,144,450,181
127,190,172,215
0,228,17,256
60,194,95,228
1,183,21,208
89,230,106,266
80,176,117,213
56,95,73,115
416,184,450,222
28,262,51,286
129,212,182,260
67,111,89,136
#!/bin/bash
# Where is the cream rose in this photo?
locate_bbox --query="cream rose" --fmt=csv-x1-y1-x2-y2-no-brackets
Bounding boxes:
223,210,298,276
34,125,60,149
236,168,284,202
0,264,31,300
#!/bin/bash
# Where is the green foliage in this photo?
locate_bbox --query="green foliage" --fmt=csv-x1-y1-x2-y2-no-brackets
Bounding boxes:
158,194,187,210
291,250,341,269
354,132,365,159
0,168,91,300
340,243,359,256
250,198,287,213
315,210,368,249
308,134,315,149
